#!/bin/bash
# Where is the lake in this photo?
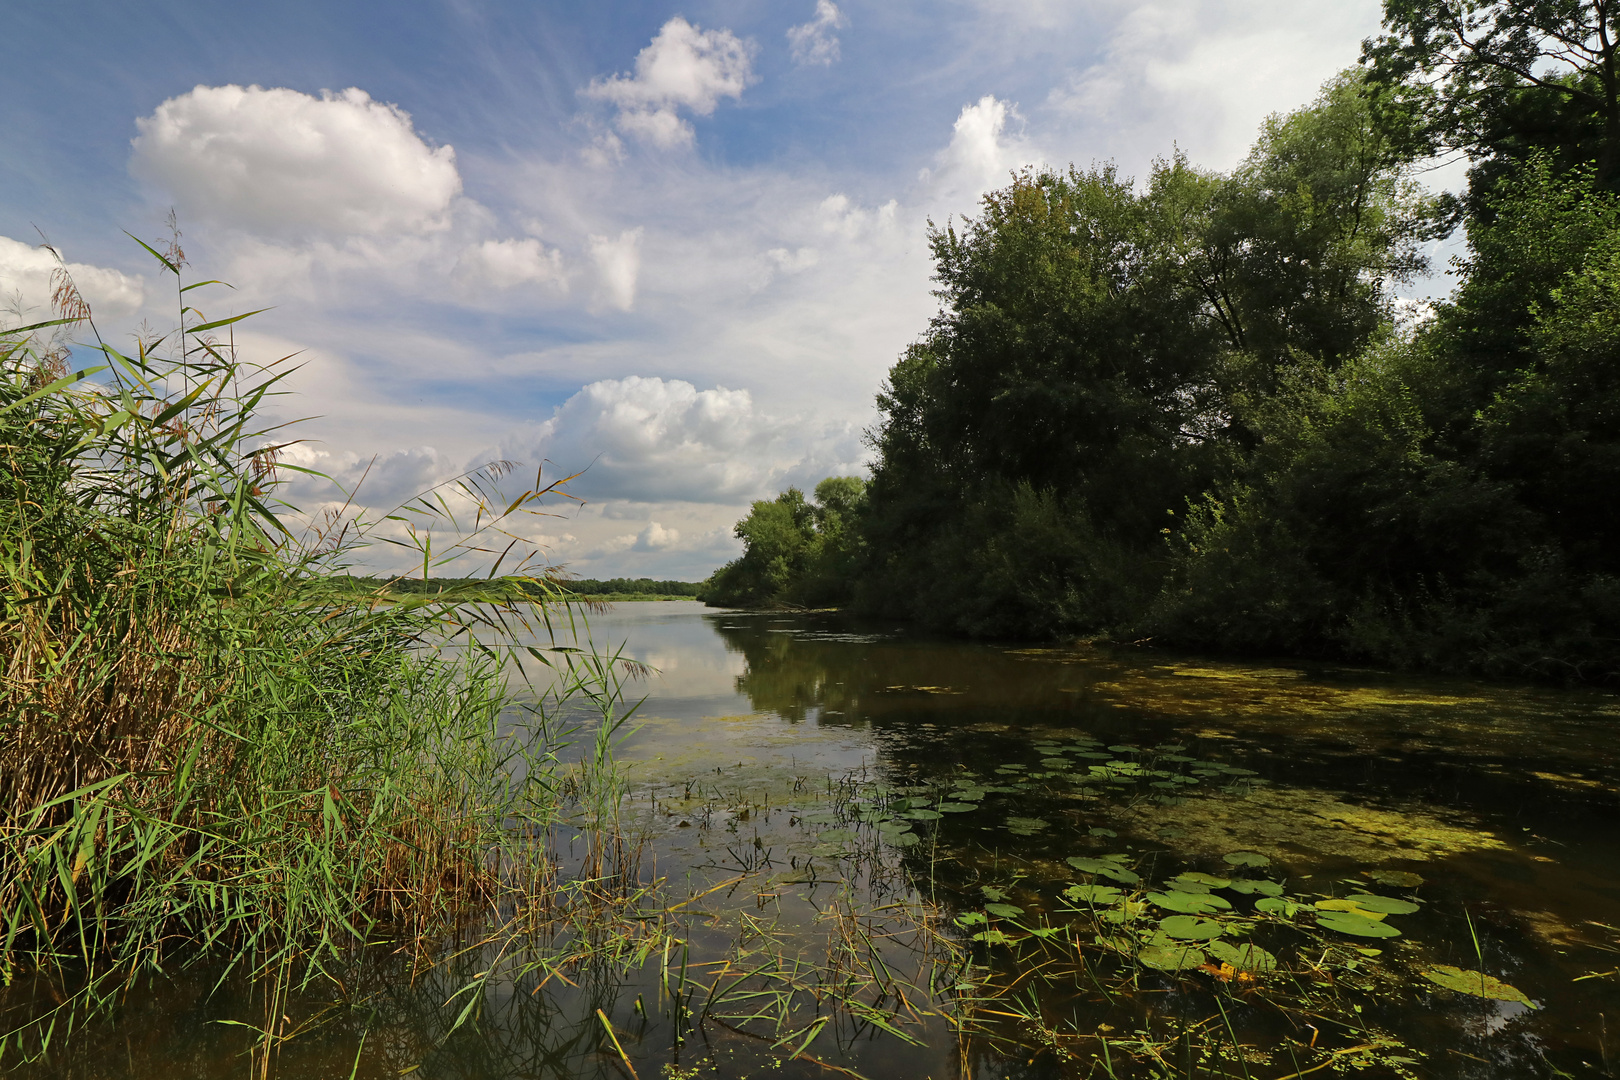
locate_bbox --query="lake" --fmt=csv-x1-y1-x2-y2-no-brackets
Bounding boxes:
22,601,1620,1078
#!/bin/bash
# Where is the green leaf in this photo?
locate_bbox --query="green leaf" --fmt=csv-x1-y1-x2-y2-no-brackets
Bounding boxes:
1316,910,1401,938
985,903,1024,919
1148,890,1231,914
1345,892,1420,914
1062,883,1124,905
1157,915,1224,941
1223,851,1270,867
1420,965,1535,1006
1207,940,1277,972
1065,856,1140,884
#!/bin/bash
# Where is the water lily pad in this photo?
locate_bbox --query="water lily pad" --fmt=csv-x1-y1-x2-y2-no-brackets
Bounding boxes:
1420,965,1535,1006
1177,872,1232,889
1167,878,1213,893
1148,891,1231,914
1089,827,1117,838
1367,869,1425,888
952,788,988,801
1158,915,1224,941
985,903,1024,919
1316,910,1401,938
1066,857,1140,884
1255,897,1306,917
1074,751,1113,760
818,829,857,843
1108,745,1140,753
1207,940,1277,973
1041,757,1071,768
803,812,840,824
955,911,987,926
877,819,912,833
1062,884,1123,905
888,831,920,847
1223,851,1271,868
905,809,944,821
1227,879,1284,897
937,802,978,813
973,929,1014,945
1316,898,1388,920
1100,900,1150,924
981,885,1010,900
1005,816,1050,835
1346,893,1420,915
1140,943,1208,971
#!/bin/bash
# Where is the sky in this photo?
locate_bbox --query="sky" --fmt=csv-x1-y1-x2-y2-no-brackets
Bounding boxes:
2,0,1414,580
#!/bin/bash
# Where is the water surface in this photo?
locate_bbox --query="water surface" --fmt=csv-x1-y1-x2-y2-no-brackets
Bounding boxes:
22,602,1620,1078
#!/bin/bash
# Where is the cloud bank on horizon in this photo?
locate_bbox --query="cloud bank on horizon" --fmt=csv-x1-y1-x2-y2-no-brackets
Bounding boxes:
0,0,1393,581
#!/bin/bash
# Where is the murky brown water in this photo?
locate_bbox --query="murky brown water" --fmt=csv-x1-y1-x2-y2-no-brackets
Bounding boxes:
15,602,1620,1078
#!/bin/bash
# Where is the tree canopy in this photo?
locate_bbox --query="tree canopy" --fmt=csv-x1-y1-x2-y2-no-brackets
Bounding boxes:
707,12,1620,681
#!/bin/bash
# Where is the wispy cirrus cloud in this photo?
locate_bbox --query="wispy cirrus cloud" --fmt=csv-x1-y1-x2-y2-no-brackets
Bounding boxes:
787,1,848,67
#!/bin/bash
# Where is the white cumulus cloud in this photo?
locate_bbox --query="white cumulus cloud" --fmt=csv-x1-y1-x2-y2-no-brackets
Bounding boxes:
131,85,462,237
495,376,858,505
0,236,146,322
787,1,848,66
584,18,756,149
588,228,643,311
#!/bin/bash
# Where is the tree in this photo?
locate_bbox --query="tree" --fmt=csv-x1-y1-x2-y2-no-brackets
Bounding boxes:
1363,0,1620,190
859,73,1438,636
702,478,867,608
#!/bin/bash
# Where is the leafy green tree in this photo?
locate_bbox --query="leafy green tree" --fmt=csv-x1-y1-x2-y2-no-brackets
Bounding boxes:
860,73,1438,637
1363,0,1620,193
702,478,867,608
1157,154,1620,678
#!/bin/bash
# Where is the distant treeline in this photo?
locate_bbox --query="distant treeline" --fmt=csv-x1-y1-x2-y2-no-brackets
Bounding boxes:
350,576,704,598
706,46,1620,683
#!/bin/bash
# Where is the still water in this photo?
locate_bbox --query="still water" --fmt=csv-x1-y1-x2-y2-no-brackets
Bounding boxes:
22,602,1620,1078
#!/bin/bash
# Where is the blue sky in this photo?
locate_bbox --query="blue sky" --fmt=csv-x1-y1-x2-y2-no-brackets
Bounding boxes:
3,0,1403,578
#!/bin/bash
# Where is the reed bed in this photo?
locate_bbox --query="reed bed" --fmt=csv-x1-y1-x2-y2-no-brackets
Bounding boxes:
0,239,634,1068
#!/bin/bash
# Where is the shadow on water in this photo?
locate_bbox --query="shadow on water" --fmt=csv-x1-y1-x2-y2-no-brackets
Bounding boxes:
13,602,1620,1078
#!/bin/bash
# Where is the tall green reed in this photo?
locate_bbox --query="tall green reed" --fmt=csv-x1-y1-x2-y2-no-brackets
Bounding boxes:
0,236,628,1065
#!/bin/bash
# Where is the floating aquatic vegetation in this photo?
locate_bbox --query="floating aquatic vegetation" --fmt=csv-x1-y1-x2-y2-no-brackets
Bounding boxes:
1061,884,1123,905
1066,857,1141,884
1157,915,1224,941
1148,890,1231,914
1420,965,1535,1006
1208,940,1277,972
1004,816,1050,836
1120,784,1508,864
1317,910,1402,938
1366,869,1425,888
1346,892,1421,915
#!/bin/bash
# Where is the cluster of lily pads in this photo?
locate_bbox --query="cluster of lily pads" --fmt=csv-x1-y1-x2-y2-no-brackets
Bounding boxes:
1057,849,1419,972
786,740,1537,1012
